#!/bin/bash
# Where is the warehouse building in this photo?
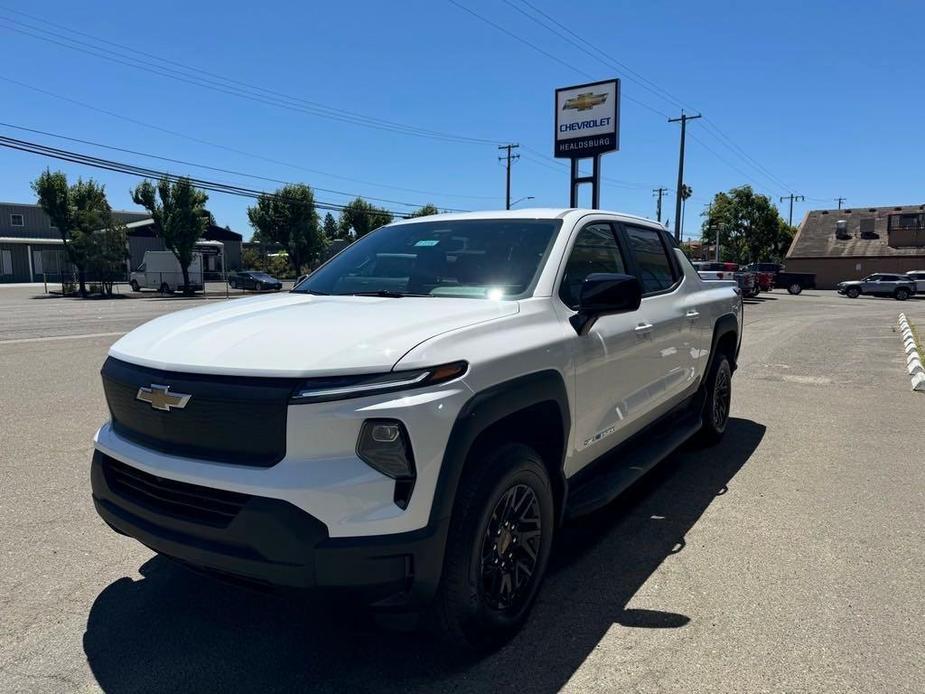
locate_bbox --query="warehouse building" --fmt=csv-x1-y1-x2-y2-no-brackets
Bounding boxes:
785,204,925,288
0,202,241,283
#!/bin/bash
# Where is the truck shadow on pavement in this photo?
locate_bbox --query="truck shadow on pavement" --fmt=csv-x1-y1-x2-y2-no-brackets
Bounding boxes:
83,417,765,694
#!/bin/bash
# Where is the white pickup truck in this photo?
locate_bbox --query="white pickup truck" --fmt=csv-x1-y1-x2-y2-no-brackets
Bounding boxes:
91,209,742,648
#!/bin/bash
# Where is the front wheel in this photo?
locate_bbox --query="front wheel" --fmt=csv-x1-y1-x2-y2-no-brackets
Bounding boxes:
788,283,803,295
431,444,554,650
158,282,172,294
895,288,910,301
695,353,732,446
846,287,860,298
130,280,140,292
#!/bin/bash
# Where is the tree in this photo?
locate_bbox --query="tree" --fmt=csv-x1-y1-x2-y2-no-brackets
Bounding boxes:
88,222,129,296
700,185,788,264
338,197,393,238
322,212,338,240
407,203,439,218
32,169,119,297
246,184,323,276
132,177,209,295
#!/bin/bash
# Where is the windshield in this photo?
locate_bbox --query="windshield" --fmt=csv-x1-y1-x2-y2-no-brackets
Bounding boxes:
295,218,562,299
251,272,274,280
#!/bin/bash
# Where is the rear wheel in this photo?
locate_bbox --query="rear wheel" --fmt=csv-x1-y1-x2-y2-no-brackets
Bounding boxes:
788,283,803,295
159,282,172,294
846,287,860,298
895,287,910,301
432,443,554,650
130,280,140,292
696,352,732,446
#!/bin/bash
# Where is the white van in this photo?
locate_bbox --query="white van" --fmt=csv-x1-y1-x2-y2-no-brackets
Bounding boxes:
130,251,204,293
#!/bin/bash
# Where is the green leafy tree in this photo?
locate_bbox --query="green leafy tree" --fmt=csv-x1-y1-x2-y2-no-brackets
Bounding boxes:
132,177,209,295
88,222,129,295
338,197,393,238
322,212,339,240
407,203,439,218
246,184,323,276
32,169,120,297
700,185,788,264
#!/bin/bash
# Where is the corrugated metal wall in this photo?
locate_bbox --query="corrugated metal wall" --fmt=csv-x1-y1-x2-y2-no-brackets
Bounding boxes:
0,243,31,282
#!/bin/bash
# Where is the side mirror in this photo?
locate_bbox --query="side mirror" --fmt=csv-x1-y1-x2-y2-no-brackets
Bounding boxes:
570,273,642,334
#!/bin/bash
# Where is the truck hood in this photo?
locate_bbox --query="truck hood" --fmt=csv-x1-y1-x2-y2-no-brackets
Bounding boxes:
109,293,519,377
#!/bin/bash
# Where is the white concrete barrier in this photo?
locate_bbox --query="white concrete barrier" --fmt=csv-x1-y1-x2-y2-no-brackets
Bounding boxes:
899,314,925,392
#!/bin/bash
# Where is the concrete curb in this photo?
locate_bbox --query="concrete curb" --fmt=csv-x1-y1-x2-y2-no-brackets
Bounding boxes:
898,313,925,391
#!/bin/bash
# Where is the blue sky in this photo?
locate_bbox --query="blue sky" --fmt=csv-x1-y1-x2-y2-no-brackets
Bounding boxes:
1,0,922,240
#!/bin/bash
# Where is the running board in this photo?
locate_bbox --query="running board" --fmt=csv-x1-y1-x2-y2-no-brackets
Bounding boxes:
564,410,703,520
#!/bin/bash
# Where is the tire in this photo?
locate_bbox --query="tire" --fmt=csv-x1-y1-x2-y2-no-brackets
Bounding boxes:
895,288,910,301
159,282,172,294
788,283,802,295
431,443,555,650
695,352,732,446
846,287,860,299
130,280,140,292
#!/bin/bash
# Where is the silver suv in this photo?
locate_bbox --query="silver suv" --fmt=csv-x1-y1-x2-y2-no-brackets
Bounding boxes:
837,274,916,301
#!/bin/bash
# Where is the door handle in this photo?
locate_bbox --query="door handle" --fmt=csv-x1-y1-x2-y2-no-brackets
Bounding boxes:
686,310,700,319
634,322,654,335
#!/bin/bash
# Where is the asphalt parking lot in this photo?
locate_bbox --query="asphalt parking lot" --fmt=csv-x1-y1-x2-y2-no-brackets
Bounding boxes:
1,286,923,693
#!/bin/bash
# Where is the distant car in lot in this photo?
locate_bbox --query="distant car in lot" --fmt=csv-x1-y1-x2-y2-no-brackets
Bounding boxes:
905,270,925,292
693,262,757,297
228,271,283,291
742,262,815,295
837,274,916,301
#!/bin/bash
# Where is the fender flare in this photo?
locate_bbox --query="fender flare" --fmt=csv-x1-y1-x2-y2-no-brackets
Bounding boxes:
428,369,571,528
708,312,740,373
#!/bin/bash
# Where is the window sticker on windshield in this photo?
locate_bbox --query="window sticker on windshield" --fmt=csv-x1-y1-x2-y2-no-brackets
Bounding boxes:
414,239,439,247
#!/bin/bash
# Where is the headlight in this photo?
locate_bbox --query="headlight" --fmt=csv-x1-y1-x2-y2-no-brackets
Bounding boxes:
290,361,468,404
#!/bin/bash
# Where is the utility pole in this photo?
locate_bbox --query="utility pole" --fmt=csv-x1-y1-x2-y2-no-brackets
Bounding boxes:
779,193,805,227
498,144,520,210
835,197,846,210
668,112,702,241
653,187,668,222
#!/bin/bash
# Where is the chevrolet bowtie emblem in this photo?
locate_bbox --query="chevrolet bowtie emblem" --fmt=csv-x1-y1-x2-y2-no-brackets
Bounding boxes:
563,92,608,111
136,384,191,412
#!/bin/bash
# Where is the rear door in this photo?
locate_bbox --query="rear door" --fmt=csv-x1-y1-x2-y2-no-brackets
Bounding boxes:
618,223,696,420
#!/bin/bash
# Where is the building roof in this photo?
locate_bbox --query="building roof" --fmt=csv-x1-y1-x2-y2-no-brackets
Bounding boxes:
787,204,925,258
124,218,242,241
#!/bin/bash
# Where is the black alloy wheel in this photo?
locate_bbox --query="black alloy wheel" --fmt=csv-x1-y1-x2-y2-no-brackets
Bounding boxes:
479,483,542,612
712,359,732,433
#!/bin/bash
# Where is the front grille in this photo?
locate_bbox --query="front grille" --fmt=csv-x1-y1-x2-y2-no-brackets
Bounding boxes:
102,357,299,466
102,455,250,528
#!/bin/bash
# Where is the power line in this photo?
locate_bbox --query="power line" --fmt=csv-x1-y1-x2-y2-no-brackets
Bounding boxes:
0,76,501,203
448,0,670,119
0,134,454,217
0,121,468,211
0,10,503,146
668,112,702,241
779,193,805,227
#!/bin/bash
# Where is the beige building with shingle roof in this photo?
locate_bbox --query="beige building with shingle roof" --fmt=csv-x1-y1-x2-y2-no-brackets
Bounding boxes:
784,204,925,288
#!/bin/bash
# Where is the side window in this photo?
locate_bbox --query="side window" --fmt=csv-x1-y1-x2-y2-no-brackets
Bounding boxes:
624,225,676,294
558,223,626,310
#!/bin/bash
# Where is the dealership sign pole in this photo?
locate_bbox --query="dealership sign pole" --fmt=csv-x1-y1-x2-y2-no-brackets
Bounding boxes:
555,79,620,209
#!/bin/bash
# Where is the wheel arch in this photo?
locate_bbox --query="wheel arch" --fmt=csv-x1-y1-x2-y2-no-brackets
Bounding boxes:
429,370,571,530
709,313,740,373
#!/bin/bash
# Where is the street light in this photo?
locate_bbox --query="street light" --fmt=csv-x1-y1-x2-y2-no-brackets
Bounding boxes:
510,196,535,208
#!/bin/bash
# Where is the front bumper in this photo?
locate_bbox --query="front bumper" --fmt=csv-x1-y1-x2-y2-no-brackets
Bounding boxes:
91,450,448,604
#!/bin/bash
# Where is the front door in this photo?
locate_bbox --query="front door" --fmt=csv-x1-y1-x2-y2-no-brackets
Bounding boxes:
561,221,652,474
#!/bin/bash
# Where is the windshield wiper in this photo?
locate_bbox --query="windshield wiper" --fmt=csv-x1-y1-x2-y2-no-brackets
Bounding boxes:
295,288,329,295
346,290,423,298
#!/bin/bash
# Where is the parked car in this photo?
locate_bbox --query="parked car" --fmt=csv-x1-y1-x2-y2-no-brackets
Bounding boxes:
130,251,204,293
741,263,775,292
837,274,916,300
693,262,757,297
228,271,283,291
905,270,925,292
91,209,742,648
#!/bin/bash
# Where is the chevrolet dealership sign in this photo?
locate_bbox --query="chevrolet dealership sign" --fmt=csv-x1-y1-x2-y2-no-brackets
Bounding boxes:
555,79,620,158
